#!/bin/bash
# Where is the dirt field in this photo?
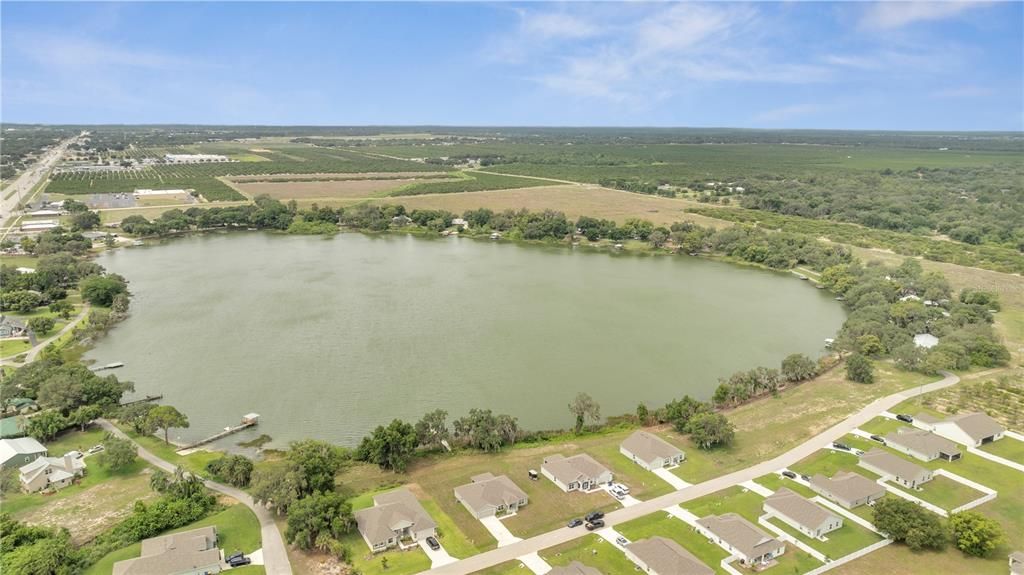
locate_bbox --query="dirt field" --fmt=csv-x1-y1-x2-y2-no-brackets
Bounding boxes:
16,469,159,544
233,177,458,200
304,185,733,229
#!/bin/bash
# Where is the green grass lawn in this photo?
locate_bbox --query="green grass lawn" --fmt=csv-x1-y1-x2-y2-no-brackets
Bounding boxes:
978,436,1024,464
754,473,820,500
787,450,880,483
419,495,482,559
539,533,639,574
856,417,908,437
886,474,984,511
121,426,223,476
470,560,529,575
616,512,730,575
586,438,677,498
0,338,32,357
683,485,768,523
83,504,261,575
338,530,432,575
763,515,881,561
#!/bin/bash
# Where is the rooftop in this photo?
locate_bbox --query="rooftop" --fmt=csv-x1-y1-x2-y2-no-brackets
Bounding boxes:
547,561,603,575
860,448,930,481
454,473,527,513
354,488,437,546
885,428,961,457
626,536,713,575
696,513,782,560
621,430,684,464
942,412,1005,442
542,453,610,485
810,471,885,503
763,487,841,531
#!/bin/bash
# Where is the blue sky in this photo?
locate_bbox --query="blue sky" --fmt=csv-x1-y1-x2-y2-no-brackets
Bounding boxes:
2,2,1021,130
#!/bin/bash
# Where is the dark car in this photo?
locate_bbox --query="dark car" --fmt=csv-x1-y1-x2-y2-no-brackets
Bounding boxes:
870,435,886,444
896,414,914,423
228,556,251,567
567,518,584,528
426,536,440,551
801,474,810,481
781,470,797,479
585,519,605,531
832,442,850,451
585,511,605,523
225,552,244,564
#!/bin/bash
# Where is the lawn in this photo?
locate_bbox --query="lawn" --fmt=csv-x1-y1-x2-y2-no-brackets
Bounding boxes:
763,515,881,561
0,338,32,357
539,533,639,574
683,485,768,523
857,417,909,437
121,425,223,476
788,450,880,482
470,560,530,575
83,504,261,575
978,436,1024,464
616,512,731,575
416,489,484,559
337,530,432,575
886,475,984,511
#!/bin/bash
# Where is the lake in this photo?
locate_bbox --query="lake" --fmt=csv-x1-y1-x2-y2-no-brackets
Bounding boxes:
86,232,846,448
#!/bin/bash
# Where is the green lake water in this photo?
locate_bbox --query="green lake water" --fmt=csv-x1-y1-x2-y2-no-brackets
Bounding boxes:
86,232,846,448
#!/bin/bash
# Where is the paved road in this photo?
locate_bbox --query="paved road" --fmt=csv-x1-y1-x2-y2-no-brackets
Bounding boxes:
423,371,960,575
0,306,90,365
1,132,86,229
98,419,294,575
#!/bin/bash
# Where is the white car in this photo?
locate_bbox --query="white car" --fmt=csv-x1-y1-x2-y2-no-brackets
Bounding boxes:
611,490,626,500
87,445,105,454
612,483,630,494
65,450,84,459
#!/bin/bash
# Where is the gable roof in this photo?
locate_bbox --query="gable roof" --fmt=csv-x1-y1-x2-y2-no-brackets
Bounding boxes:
113,527,220,575
810,471,884,503
763,488,841,531
354,488,437,546
942,412,1004,442
860,448,930,482
626,536,713,575
621,431,684,464
19,455,86,485
885,428,961,457
542,454,610,485
454,473,527,514
696,513,782,560
547,561,603,575
0,437,46,465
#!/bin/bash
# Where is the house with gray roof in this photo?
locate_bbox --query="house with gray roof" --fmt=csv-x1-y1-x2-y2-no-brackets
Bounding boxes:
354,487,437,553
625,536,713,575
620,431,685,470
112,526,221,575
0,436,47,470
454,472,528,518
1010,551,1024,575
541,453,612,493
19,453,86,493
885,428,962,462
763,488,843,539
809,472,885,509
0,316,28,338
928,412,1005,447
859,448,933,489
695,513,785,568
548,562,603,575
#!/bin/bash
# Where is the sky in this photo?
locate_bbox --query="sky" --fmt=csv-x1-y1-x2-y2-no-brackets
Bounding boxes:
2,1,1022,130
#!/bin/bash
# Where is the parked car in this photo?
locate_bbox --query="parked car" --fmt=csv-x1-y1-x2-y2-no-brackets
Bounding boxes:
800,474,810,482
585,511,605,523
426,536,440,551
612,483,630,494
832,442,850,451
567,518,584,528
225,552,244,564
896,414,914,423
87,445,104,454
615,536,629,546
611,489,625,500
229,556,251,567
781,470,796,479
870,435,885,444
585,519,605,530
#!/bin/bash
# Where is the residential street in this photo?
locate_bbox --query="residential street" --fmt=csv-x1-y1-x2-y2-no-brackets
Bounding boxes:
97,419,294,575
422,371,960,575
0,132,85,230
0,305,90,365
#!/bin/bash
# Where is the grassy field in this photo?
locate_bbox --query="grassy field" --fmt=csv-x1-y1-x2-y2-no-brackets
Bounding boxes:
978,435,1024,464
0,338,32,357
888,475,984,511
539,533,640,574
83,503,261,575
120,425,224,476
233,175,459,200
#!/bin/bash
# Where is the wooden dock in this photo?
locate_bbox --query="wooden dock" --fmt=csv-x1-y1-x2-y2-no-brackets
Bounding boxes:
119,394,163,407
175,413,259,452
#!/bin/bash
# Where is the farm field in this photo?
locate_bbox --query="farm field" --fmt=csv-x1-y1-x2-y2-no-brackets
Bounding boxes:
232,176,459,200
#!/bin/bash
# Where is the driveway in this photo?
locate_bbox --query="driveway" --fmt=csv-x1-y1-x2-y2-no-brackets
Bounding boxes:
516,552,552,574
98,419,293,575
600,484,640,507
479,515,523,547
654,467,691,489
420,539,458,568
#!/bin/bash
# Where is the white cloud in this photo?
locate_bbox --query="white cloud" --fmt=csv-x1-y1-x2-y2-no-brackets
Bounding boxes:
859,1,991,30
11,32,191,72
519,11,602,40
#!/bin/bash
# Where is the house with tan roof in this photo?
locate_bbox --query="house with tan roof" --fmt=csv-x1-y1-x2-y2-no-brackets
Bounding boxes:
620,430,685,470
885,428,962,462
112,526,221,575
548,562,603,575
354,487,437,553
19,453,86,493
541,453,612,493
926,412,1005,447
763,488,843,539
454,472,528,518
809,472,885,509
859,448,933,489
695,513,785,567
625,536,714,575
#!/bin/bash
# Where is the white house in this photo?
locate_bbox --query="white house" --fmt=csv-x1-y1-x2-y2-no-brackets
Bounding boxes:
763,488,843,539
353,488,437,553
619,430,685,470
696,513,785,568
19,453,86,493
928,412,1005,447
541,454,612,493
858,448,933,489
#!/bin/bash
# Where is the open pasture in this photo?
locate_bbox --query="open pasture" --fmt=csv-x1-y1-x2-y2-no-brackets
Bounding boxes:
233,176,458,200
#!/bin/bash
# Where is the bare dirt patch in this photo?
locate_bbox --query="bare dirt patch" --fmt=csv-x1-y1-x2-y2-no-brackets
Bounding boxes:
233,177,454,200
16,471,159,544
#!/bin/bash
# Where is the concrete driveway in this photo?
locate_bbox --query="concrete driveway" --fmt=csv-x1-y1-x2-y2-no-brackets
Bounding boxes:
420,539,458,568
654,467,691,489
480,515,523,547
601,484,640,507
